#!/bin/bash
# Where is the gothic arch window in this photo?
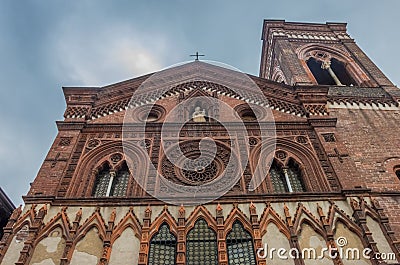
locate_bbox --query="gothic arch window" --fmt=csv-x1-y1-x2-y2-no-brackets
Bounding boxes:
306,55,356,86
92,162,130,197
307,57,335,85
330,58,356,86
148,223,177,265
186,218,218,265
269,159,305,193
226,221,256,265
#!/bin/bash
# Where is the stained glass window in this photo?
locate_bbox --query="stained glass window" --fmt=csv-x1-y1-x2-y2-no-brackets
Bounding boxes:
92,162,130,197
92,164,111,197
148,224,177,265
226,221,256,265
186,218,218,265
269,159,305,193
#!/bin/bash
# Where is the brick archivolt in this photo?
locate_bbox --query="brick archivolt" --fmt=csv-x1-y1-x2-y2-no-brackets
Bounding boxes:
1,198,399,264
383,157,400,176
271,66,288,84
296,43,374,87
251,137,333,192
66,140,149,198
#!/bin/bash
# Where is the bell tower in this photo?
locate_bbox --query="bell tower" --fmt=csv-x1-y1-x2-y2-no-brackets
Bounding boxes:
259,20,394,88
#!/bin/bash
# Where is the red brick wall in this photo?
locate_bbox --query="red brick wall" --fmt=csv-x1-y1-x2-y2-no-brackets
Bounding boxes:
28,130,81,197
331,107,400,239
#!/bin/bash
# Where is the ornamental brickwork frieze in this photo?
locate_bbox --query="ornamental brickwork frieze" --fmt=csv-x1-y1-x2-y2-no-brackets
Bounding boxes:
64,106,90,119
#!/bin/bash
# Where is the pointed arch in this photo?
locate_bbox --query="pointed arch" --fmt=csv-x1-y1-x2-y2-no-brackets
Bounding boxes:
68,140,149,197
251,138,331,193
362,202,400,256
69,225,104,265
11,220,31,242
179,86,218,123
11,204,37,234
226,220,257,265
259,205,290,239
110,161,131,197
267,158,305,193
28,224,67,265
296,43,374,87
224,207,253,237
148,223,177,265
92,162,113,197
293,204,325,239
184,205,218,265
74,210,107,244
148,209,178,240
33,210,72,245
185,205,218,233
186,218,218,265
327,203,364,240
271,66,288,84
111,209,142,244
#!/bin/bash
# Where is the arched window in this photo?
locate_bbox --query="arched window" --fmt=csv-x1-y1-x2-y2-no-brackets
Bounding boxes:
226,221,256,265
269,159,305,193
307,57,355,86
307,57,335,85
110,163,130,196
395,167,400,180
92,163,112,197
92,162,130,197
186,218,218,265
330,58,355,86
148,223,177,265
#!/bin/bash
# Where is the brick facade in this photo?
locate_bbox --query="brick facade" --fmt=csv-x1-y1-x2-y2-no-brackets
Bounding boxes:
0,20,399,265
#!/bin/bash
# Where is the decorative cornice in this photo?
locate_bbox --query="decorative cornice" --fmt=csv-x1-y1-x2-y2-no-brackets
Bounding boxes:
56,121,86,131
307,117,337,127
88,79,307,120
23,190,400,206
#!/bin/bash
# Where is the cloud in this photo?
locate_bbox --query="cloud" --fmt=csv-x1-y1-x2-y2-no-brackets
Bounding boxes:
111,36,164,77
50,23,169,86
0,116,48,205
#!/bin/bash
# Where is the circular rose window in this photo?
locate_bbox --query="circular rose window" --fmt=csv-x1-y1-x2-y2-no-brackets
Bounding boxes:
161,140,232,186
182,157,218,184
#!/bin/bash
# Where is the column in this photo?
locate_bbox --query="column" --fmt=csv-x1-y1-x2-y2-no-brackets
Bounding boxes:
283,168,293,193
321,60,344,86
106,171,116,196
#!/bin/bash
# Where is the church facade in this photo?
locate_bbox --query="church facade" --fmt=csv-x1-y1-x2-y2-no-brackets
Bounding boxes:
0,20,399,265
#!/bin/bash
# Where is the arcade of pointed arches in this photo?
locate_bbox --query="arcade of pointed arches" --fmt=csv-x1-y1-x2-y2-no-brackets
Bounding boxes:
3,200,399,265
64,134,338,199
84,138,332,198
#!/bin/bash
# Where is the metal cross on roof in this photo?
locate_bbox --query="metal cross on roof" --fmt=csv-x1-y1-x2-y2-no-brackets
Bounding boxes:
190,52,205,61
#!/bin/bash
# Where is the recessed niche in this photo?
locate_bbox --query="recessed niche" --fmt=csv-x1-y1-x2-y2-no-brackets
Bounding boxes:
234,103,264,121
135,104,166,122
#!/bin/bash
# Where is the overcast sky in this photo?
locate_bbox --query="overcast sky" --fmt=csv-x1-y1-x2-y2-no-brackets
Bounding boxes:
1,1,399,205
